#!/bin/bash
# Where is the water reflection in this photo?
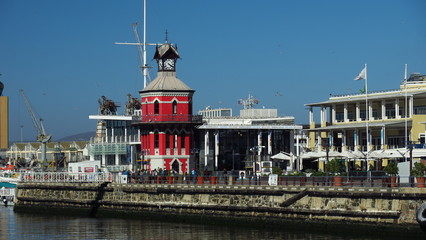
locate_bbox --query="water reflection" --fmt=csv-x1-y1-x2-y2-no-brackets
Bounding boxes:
0,207,419,240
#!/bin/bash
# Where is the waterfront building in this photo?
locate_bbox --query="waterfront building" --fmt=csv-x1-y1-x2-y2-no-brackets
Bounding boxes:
88,112,141,172
86,41,301,174
198,99,302,174
132,42,202,174
305,73,426,171
5,141,88,169
198,107,232,118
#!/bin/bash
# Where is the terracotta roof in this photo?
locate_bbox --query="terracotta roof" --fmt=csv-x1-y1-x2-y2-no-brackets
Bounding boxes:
74,141,88,149
29,143,41,148
60,142,71,149
46,142,56,148
14,143,26,150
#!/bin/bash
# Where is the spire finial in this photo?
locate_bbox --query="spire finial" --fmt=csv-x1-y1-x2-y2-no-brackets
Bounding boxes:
165,29,168,43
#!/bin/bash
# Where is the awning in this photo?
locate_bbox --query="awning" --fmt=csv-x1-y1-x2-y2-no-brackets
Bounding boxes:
368,150,400,159
300,151,351,159
271,152,293,161
300,151,322,159
300,150,367,159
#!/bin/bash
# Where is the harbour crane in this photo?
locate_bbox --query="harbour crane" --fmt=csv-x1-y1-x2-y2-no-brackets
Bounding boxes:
19,89,51,169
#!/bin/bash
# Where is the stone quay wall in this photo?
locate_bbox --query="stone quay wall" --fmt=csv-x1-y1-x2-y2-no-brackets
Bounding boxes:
13,182,426,229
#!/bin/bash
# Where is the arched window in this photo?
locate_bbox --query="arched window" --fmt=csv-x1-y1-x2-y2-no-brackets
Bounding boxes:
181,133,185,150
154,100,160,114
172,100,177,114
166,133,170,148
154,132,159,148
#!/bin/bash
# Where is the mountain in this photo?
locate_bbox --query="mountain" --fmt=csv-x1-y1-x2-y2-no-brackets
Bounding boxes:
56,131,95,142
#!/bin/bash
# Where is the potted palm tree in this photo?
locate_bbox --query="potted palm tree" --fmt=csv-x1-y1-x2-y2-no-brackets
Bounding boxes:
326,158,342,186
384,160,399,187
411,162,426,188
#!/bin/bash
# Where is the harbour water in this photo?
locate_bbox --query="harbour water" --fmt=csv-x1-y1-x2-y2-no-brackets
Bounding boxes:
1,206,421,240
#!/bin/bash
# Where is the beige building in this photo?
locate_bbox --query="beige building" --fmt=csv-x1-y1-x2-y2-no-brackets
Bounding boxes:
0,95,8,150
306,73,426,171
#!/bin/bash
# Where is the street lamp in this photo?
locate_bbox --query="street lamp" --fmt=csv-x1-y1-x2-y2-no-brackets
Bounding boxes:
140,149,150,171
250,145,265,176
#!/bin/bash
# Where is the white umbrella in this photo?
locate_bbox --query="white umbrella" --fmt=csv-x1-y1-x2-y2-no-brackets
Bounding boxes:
343,151,366,159
300,151,326,159
369,150,393,159
271,152,292,160
271,152,295,170
327,151,348,158
368,149,408,159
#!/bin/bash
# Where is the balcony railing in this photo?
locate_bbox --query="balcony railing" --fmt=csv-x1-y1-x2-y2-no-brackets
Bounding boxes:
133,114,203,123
90,135,141,144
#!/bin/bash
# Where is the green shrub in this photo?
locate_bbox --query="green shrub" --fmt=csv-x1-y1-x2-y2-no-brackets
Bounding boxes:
325,159,342,175
311,171,327,176
411,162,426,177
384,161,399,176
288,171,306,176
272,167,282,175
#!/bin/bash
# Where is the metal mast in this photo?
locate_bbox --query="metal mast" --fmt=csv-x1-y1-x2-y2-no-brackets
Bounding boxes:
132,22,147,85
143,0,147,88
238,94,259,109
115,0,156,89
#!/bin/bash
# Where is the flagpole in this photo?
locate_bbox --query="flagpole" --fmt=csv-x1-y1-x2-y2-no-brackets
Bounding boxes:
365,64,369,171
404,64,408,162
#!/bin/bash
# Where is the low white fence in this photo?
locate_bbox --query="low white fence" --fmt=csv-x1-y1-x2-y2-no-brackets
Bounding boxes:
0,188,15,197
20,172,117,183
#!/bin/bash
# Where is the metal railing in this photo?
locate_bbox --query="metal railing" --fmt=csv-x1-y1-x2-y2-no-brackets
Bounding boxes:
331,88,401,98
14,172,426,188
124,174,414,188
133,114,203,123
0,188,15,197
20,172,114,183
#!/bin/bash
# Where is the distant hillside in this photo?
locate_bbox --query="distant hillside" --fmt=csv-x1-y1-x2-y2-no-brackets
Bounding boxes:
56,132,95,142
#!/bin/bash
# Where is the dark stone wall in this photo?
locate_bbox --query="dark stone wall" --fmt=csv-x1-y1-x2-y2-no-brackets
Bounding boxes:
14,182,426,230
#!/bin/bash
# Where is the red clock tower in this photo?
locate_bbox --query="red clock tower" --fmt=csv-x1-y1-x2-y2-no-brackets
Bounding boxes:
136,42,200,173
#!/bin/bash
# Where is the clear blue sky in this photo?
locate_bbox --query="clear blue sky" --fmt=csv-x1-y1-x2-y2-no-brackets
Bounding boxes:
1,0,425,142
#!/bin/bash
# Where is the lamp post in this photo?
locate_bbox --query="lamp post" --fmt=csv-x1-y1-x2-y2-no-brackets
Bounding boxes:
250,145,265,176
140,149,150,172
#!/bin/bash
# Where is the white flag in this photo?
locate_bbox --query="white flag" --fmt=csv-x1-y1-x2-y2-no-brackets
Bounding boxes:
354,67,366,80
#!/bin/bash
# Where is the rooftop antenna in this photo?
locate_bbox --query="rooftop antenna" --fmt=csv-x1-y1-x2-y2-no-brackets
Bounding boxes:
238,94,259,109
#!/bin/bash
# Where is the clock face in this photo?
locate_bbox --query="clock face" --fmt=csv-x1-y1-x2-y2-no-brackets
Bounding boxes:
164,59,175,70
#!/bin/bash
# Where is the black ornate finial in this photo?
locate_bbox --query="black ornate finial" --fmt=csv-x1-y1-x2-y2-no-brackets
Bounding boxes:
165,29,168,43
